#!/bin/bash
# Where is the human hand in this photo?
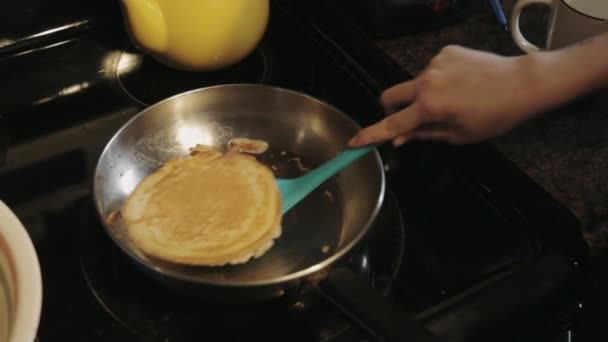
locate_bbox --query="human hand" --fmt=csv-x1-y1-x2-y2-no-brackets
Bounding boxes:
348,45,555,147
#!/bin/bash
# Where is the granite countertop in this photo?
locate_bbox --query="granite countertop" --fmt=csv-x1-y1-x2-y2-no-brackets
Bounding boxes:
374,0,608,257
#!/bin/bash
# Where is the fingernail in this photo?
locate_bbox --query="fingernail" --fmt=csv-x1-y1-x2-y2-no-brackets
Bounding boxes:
392,136,408,147
347,136,360,147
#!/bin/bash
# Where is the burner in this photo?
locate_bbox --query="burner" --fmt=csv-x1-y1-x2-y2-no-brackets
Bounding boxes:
115,46,268,106
346,189,405,295
78,190,404,341
78,205,312,342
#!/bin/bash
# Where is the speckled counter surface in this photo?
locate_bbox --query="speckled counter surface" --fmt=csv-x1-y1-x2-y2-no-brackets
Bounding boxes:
374,0,608,256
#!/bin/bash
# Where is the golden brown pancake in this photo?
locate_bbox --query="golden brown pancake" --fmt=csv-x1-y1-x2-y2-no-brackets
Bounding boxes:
122,144,282,266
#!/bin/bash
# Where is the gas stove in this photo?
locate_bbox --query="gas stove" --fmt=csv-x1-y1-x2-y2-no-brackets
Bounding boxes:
0,1,590,341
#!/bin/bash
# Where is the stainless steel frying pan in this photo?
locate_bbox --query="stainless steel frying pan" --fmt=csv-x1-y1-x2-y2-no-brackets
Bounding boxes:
94,83,384,295
93,84,442,342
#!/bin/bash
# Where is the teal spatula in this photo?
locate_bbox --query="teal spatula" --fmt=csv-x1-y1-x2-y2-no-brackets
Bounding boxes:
277,145,377,214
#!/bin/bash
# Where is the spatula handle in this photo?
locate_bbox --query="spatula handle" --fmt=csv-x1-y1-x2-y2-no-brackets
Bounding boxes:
278,144,378,214
299,144,376,192
313,145,376,179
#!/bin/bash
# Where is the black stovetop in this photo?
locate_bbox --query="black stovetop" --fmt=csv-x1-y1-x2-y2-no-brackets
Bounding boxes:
0,1,590,341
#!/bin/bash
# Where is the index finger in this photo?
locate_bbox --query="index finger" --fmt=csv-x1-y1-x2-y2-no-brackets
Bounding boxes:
348,102,423,147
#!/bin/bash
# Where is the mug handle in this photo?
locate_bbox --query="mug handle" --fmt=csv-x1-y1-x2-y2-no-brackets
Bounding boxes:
510,0,553,53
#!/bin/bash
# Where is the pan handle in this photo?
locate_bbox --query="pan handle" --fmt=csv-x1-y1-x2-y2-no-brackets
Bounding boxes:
314,267,446,342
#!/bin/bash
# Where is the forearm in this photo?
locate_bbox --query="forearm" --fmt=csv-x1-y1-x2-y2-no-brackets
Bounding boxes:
526,32,608,110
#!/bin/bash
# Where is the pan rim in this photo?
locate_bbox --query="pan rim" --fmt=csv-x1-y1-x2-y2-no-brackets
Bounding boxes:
93,83,386,288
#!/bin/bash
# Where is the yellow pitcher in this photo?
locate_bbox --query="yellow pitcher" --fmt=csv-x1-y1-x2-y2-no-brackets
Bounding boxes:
119,0,269,71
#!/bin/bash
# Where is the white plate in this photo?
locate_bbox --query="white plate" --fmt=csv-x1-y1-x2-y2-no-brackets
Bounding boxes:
0,200,42,342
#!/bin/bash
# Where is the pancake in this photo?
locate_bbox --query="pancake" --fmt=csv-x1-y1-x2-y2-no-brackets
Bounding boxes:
122,144,282,266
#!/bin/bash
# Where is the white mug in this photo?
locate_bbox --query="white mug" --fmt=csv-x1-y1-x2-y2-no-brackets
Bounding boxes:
510,0,608,53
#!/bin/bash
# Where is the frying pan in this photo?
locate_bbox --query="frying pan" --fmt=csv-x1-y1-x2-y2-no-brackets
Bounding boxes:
93,84,442,342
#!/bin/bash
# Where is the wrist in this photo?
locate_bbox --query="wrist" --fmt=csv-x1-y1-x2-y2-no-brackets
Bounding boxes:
507,53,570,117
517,45,601,113
526,33,608,105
